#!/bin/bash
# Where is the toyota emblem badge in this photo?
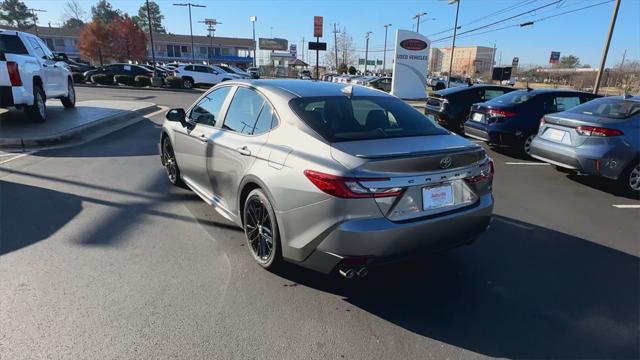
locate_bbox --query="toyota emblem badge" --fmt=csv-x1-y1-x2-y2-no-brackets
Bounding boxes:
439,156,453,169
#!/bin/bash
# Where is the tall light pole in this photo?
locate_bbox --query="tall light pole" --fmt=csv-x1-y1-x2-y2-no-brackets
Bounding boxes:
446,0,460,88
594,0,621,94
364,31,372,74
412,12,427,33
145,0,157,77
28,8,46,36
383,24,392,74
173,3,205,63
200,18,221,65
332,23,340,71
250,16,257,67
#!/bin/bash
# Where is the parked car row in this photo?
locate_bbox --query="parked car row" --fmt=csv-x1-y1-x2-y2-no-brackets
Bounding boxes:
320,73,393,92
425,83,639,195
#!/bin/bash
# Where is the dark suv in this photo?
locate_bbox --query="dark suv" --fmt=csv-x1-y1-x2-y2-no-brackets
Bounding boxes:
425,85,516,133
463,89,600,156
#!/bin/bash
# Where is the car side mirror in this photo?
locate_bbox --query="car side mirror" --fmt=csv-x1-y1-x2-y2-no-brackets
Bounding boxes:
166,108,186,123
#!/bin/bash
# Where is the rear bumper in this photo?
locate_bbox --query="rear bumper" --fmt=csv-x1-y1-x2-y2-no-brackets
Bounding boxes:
297,194,493,273
464,121,521,145
0,86,32,107
530,136,633,179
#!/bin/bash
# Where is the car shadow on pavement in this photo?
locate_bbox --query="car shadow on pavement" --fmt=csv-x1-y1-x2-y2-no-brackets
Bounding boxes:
566,173,639,200
274,215,639,359
0,180,82,255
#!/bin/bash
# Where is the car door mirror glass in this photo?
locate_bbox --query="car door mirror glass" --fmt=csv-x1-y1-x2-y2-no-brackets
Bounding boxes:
166,108,186,123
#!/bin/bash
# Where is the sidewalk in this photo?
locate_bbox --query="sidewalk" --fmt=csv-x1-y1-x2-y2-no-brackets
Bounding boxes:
0,100,159,151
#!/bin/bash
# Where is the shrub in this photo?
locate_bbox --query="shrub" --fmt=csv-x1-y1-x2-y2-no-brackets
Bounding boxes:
91,74,113,85
71,72,85,84
134,75,151,87
165,76,183,88
114,74,135,86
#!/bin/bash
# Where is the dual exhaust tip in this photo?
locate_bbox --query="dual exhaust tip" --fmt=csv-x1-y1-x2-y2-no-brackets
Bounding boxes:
338,266,369,279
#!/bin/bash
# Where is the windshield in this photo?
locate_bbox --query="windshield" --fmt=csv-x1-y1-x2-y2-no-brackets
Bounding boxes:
289,96,448,142
569,98,640,119
487,90,536,105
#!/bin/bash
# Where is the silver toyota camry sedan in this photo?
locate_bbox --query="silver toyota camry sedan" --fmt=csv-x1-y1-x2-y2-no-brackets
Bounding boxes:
160,80,494,278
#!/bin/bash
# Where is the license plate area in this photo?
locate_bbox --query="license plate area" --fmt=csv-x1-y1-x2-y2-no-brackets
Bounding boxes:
543,128,571,144
471,112,484,122
422,183,454,210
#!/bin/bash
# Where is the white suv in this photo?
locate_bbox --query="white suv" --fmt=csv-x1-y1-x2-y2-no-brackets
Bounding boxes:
0,29,75,122
173,64,240,89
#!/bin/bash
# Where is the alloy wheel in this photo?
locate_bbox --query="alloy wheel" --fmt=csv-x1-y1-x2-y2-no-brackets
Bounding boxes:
523,135,535,156
162,140,178,183
244,197,274,263
629,163,640,191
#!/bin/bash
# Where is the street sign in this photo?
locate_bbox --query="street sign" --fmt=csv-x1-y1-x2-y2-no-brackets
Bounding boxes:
390,29,430,99
250,16,257,22
376,59,382,65
259,38,288,51
358,58,365,65
512,57,519,67
549,51,560,64
314,16,323,37
290,44,297,57
308,42,326,51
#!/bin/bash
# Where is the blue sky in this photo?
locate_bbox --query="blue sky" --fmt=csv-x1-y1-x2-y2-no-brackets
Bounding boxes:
23,0,640,68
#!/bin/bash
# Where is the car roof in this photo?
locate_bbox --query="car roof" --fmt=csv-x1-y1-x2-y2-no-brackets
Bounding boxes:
435,84,512,96
520,88,594,95
223,79,389,98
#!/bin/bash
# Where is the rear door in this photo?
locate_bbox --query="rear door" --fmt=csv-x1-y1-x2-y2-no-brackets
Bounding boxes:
208,86,276,215
173,86,233,197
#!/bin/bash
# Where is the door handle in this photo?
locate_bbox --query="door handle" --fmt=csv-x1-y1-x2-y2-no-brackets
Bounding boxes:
198,133,207,143
236,146,251,156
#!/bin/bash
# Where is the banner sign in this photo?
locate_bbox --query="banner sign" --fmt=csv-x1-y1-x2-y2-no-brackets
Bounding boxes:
390,29,430,99
259,38,288,51
549,51,560,64
492,67,512,81
308,42,326,51
314,16,323,37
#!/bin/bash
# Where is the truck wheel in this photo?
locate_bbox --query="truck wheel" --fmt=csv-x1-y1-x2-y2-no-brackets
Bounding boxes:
26,85,46,122
60,80,76,108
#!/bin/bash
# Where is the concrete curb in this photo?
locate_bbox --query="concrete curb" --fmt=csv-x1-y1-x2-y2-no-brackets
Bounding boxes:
0,104,160,151
75,83,205,93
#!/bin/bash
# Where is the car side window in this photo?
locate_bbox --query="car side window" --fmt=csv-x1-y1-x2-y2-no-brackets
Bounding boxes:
555,96,581,112
35,37,54,58
483,89,506,101
251,103,278,135
189,87,231,127
27,37,46,58
222,87,267,135
184,65,194,71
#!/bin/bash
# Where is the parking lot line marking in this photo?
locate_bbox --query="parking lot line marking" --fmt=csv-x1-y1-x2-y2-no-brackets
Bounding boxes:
505,162,550,166
612,205,640,209
0,151,34,165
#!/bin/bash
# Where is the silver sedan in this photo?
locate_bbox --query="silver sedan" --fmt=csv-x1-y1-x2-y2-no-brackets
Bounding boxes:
160,80,494,277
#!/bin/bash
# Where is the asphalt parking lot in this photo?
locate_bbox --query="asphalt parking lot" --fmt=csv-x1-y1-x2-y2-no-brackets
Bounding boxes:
1,87,638,359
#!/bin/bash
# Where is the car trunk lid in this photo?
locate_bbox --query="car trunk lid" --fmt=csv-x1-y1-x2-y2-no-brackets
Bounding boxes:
540,112,627,147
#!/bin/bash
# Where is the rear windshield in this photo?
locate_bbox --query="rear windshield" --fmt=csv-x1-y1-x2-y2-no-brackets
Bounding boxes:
568,97,640,119
486,90,535,105
0,34,28,55
289,96,448,142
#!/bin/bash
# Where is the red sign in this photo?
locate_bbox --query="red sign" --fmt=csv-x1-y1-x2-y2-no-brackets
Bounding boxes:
314,16,323,37
400,39,428,51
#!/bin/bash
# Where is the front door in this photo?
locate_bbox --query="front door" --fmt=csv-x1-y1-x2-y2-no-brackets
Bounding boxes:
208,87,277,215
173,86,233,198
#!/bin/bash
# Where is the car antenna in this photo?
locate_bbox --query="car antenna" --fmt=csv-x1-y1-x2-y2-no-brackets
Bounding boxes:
342,85,354,99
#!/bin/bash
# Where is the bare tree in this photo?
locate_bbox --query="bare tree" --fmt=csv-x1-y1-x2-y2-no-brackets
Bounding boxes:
61,0,87,23
325,27,356,71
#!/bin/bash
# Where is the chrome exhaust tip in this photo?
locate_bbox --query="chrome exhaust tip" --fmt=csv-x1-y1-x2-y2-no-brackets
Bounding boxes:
339,268,356,279
356,267,368,278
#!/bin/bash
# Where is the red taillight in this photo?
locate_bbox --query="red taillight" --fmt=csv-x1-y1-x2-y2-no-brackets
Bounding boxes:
7,61,22,86
539,116,546,127
487,109,516,118
465,159,494,183
303,170,403,198
575,125,623,137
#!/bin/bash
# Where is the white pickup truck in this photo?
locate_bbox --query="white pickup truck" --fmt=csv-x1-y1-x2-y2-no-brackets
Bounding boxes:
0,29,75,122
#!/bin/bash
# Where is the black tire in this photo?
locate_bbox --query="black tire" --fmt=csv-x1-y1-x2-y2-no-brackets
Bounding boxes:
243,188,282,270
25,84,46,122
619,160,640,197
161,137,186,188
435,83,445,90
60,79,76,108
522,134,536,158
182,77,194,89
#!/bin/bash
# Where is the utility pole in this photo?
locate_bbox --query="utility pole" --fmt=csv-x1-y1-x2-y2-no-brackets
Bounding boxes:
200,19,221,65
28,8,46,36
250,16,257,67
383,24,392,74
364,31,371,74
412,12,427,33
594,0,620,94
173,3,206,63
447,0,460,88
332,23,340,71
301,37,305,62
145,0,157,77
490,41,496,81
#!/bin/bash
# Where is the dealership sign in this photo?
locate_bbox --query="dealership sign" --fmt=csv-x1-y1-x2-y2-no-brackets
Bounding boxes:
259,38,288,51
390,29,430,99
549,51,560,64
314,16,323,37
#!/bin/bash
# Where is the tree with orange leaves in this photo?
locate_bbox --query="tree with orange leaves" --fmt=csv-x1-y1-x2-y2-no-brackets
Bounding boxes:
107,15,147,63
77,19,110,65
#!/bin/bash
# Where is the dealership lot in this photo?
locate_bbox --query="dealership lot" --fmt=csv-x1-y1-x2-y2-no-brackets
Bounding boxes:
0,87,638,359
